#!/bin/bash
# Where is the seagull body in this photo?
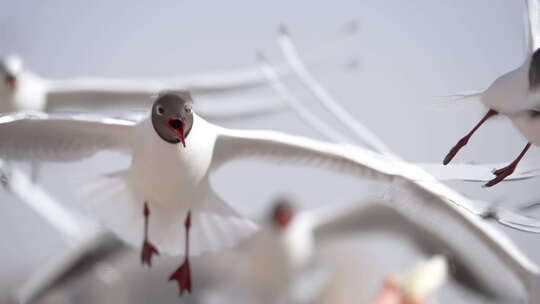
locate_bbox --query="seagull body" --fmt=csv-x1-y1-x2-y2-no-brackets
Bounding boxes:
441,0,540,186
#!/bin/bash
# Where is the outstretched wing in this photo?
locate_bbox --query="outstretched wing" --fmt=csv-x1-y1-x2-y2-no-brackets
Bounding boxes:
0,112,136,162
44,70,268,111
210,128,538,292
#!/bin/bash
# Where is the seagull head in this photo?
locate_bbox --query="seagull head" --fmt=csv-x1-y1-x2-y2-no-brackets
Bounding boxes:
271,199,295,230
151,91,194,147
0,54,23,92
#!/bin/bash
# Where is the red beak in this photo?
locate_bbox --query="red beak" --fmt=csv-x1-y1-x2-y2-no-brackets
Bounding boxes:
167,118,186,147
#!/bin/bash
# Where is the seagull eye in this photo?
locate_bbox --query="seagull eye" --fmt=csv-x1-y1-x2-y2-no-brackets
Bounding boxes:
156,105,165,116
185,104,192,113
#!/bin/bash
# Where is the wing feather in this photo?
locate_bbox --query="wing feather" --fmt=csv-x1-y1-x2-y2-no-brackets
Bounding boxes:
210,128,539,292
0,112,136,162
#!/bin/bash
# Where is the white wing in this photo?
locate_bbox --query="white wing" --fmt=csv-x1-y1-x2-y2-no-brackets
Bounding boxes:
210,128,539,297
527,0,540,53
0,112,136,161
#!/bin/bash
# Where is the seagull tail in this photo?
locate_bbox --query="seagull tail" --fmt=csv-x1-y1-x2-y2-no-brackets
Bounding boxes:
80,171,258,256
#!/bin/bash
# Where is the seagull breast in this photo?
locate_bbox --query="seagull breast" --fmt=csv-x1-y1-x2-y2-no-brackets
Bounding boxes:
130,115,218,206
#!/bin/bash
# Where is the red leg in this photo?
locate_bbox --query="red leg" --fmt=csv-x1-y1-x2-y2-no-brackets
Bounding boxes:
443,109,498,165
485,142,532,187
169,211,192,296
141,202,159,267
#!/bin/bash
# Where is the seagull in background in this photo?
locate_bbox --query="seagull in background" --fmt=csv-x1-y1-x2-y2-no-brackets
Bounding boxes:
441,0,540,187
0,91,539,298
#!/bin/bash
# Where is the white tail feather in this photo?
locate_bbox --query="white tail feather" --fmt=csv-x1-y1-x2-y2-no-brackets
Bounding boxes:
80,170,258,256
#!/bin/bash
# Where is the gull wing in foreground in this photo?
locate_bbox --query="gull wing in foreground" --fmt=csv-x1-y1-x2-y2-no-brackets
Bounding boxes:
210,128,540,303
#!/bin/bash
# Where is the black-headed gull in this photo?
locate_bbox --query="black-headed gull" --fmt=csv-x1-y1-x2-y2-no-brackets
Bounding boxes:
440,0,540,187
0,91,539,297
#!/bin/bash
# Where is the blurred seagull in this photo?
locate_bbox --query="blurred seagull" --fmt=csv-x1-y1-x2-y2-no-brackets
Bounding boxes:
236,194,539,303
0,91,539,297
441,0,540,186
373,256,448,304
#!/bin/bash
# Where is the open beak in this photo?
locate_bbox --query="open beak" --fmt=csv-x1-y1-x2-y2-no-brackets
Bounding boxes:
167,118,186,147
5,76,16,91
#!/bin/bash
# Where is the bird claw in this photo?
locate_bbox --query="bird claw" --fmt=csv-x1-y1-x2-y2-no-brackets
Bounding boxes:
485,165,515,187
141,240,159,267
169,258,192,296
492,164,514,176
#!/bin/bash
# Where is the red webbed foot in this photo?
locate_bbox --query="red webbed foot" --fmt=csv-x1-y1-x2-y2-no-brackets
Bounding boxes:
485,142,531,187
141,202,159,267
169,257,192,296
170,211,192,296
141,240,159,267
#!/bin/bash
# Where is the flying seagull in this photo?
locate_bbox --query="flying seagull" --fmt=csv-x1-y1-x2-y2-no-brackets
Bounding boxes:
258,195,540,302
0,91,538,297
440,0,540,186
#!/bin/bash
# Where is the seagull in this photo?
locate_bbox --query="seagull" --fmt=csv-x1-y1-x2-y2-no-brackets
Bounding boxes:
0,91,539,298
224,199,316,303
373,255,448,304
441,0,540,187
